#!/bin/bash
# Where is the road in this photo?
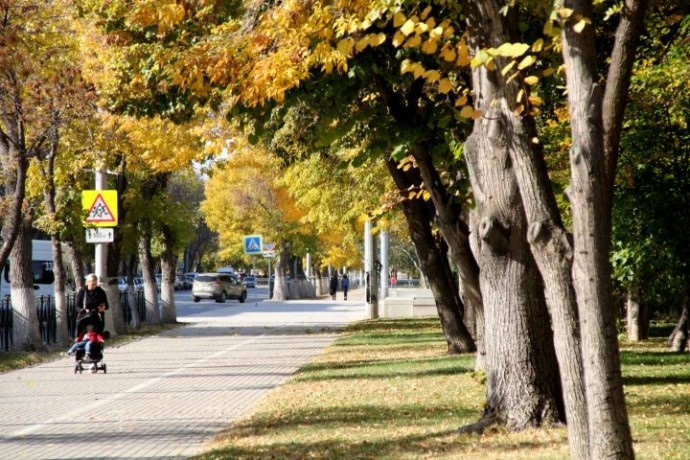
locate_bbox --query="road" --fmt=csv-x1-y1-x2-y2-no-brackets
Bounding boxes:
0,289,367,460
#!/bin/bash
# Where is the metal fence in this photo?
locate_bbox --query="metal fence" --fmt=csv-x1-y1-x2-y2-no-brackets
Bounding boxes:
0,290,146,351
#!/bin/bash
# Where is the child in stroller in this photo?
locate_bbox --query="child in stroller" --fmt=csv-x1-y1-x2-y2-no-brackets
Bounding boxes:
70,306,107,374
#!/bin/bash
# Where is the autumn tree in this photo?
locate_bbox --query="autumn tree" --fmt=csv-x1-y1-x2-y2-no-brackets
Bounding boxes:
1,0,92,349
201,130,314,300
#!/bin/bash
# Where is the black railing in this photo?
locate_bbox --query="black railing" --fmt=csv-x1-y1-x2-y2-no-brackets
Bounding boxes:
0,290,146,351
36,295,56,345
1,296,12,351
121,290,146,323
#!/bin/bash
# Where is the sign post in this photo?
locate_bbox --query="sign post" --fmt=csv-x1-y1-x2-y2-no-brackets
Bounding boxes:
82,180,119,336
243,235,263,255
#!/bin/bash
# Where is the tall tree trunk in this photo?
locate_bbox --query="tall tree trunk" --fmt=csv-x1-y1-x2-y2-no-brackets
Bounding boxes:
372,74,478,355
125,254,141,329
669,286,690,353
50,237,69,345
160,224,177,324
461,1,589,453
411,145,485,358
385,158,476,354
462,127,563,431
138,221,160,325
271,241,290,300
0,88,29,268
10,218,43,351
561,0,634,457
104,166,130,334
37,112,69,345
626,286,646,342
65,240,85,293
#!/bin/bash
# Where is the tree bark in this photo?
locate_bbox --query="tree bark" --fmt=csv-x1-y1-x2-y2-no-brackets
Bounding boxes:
0,114,28,282
103,168,129,335
138,222,160,325
669,288,689,353
37,124,70,345
461,0,589,454
271,241,291,300
160,223,178,324
462,126,563,431
10,218,43,351
602,0,649,221
626,286,648,342
125,254,141,329
411,145,485,358
560,0,634,456
385,158,476,354
65,241,85,293
372,74,480,356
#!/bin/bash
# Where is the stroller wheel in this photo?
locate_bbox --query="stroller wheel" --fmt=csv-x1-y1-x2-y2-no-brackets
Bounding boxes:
102,363,107,374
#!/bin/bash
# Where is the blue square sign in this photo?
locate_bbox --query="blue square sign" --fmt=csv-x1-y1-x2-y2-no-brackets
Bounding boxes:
243,235,263,255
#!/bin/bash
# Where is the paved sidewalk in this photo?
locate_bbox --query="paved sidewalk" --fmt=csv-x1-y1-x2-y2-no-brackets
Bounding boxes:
0,290,367,460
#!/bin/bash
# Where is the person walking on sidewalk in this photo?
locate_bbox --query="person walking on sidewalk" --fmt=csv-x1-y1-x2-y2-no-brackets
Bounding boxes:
329,273,338,300
341,273,350,300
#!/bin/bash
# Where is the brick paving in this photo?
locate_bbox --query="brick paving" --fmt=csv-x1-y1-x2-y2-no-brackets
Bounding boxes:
0,289,367,460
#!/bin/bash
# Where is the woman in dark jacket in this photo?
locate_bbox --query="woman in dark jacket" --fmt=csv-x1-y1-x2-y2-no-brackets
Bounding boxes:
329,273,338,300
76,273,109,311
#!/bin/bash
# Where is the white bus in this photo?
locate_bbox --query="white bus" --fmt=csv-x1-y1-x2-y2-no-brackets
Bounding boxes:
0,240,56,298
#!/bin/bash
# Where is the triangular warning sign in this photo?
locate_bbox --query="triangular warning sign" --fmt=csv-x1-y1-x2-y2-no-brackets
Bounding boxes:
86,193,116,223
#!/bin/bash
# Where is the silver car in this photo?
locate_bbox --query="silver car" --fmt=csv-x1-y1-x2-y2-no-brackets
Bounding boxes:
192,272,247,303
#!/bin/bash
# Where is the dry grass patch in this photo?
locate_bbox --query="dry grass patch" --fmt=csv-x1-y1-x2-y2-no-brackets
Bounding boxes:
194,319,690,459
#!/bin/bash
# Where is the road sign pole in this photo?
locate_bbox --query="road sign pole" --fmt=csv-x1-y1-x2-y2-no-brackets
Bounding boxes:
95,167,116,336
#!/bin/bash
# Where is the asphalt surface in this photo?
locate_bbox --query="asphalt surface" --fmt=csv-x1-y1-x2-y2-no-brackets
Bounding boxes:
0,287,367,460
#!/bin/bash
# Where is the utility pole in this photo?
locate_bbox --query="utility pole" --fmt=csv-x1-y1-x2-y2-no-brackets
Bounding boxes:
364,220,379,319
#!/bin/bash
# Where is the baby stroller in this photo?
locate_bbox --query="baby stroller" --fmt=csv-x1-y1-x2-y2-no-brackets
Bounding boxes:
74,342,107,374
72,308,107,374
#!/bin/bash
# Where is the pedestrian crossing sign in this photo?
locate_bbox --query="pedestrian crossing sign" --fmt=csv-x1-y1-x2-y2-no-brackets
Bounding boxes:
243,235,263,255
82,190,118,227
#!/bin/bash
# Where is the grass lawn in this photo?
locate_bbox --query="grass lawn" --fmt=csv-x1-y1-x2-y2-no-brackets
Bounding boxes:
192,318,690,460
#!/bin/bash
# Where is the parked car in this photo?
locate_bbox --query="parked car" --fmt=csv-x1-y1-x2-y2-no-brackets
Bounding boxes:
118,277,128,293
185,273,197,287
192,272,247,303
243,276,256,288
176,274,188,290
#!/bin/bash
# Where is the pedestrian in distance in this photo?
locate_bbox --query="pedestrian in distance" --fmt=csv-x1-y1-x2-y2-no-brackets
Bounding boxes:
341,273,350,301
329,273,338,300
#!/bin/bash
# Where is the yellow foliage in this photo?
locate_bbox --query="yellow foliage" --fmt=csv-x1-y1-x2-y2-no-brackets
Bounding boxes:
518,55,536,70
404,35,423,48
524,75,540,85
392,31,406,47
400,19,416,36
421,39,438,55
438,78,454,94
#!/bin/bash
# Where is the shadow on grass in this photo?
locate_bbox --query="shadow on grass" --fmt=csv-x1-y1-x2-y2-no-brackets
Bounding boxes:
190,406,562,460
620,350,690,367
296,355,475,382
335,331,445,347
345,318,442,332
629,393,690,416
623,373,690,386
